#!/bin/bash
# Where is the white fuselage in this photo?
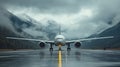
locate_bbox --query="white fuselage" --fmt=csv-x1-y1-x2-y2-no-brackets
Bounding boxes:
54,35,66,46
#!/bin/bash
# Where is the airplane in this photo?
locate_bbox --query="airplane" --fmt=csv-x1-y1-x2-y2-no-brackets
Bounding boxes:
6,25,114,51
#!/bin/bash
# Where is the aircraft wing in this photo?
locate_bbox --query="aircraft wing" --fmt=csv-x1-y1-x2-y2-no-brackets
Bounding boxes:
66,36,114,43
6,37,54,43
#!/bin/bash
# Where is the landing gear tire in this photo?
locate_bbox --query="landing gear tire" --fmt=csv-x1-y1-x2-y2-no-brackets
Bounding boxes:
49,48,53,51
59,48,62,51
67,48,71,51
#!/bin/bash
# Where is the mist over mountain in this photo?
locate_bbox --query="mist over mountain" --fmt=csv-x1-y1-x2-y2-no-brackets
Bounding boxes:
0,7,120,49
0,8,58,49
82,22,120,49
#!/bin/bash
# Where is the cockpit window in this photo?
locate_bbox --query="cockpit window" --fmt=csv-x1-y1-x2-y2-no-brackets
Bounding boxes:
57,38,62,39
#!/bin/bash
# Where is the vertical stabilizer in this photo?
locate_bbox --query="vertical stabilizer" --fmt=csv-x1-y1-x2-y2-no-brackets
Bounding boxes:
59,24,61,35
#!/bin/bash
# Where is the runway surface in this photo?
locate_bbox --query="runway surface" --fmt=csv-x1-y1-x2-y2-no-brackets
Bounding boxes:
0,49,120,67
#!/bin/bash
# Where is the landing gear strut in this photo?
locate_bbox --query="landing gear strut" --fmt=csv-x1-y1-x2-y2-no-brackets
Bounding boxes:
49,44,53,51
67,44,71,51
59,45,62,51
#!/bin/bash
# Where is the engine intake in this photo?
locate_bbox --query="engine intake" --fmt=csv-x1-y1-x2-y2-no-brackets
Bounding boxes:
39,42,46,48
74,42,81,48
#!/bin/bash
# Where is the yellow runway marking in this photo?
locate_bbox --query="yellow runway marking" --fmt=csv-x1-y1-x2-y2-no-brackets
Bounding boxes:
58,50,62,67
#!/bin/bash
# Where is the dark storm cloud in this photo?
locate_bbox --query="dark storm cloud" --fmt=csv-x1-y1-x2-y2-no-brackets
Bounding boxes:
91,0,120,23
0,0,93,14
1,0,120,16
0,0,120,39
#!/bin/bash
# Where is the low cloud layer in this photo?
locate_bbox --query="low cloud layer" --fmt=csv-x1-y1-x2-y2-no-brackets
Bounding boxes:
0,0,120,39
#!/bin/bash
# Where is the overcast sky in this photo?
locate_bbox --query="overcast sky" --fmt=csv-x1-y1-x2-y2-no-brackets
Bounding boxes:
0,0,120,39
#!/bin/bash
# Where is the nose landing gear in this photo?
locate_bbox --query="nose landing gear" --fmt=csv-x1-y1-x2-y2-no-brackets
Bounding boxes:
58,45,62,51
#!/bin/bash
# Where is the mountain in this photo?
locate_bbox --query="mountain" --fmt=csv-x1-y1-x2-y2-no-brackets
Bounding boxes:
82,22,120,49
0,8,59,49
1,7,120,50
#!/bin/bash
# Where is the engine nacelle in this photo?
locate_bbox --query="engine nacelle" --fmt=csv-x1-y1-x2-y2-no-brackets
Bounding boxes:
74,42,81,48
39,42,46,48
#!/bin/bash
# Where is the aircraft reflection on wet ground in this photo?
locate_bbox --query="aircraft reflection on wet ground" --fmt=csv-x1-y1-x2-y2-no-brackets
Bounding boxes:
0,49,120,67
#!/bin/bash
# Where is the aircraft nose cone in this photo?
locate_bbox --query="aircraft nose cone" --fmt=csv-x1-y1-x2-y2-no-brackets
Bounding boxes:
57,39,63,42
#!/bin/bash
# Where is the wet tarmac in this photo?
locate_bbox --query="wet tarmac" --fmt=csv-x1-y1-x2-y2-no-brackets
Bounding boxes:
0,49,120,67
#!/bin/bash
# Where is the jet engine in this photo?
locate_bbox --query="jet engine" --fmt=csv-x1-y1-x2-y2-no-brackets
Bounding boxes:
74,42,81,48
39,42,46,48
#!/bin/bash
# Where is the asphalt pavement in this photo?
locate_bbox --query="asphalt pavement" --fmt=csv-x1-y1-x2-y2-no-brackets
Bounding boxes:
0,49,120,67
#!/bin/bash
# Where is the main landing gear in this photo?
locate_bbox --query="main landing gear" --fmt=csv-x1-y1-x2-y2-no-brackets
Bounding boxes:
49,44,71,51
67,44,71,51
49,44,53,51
